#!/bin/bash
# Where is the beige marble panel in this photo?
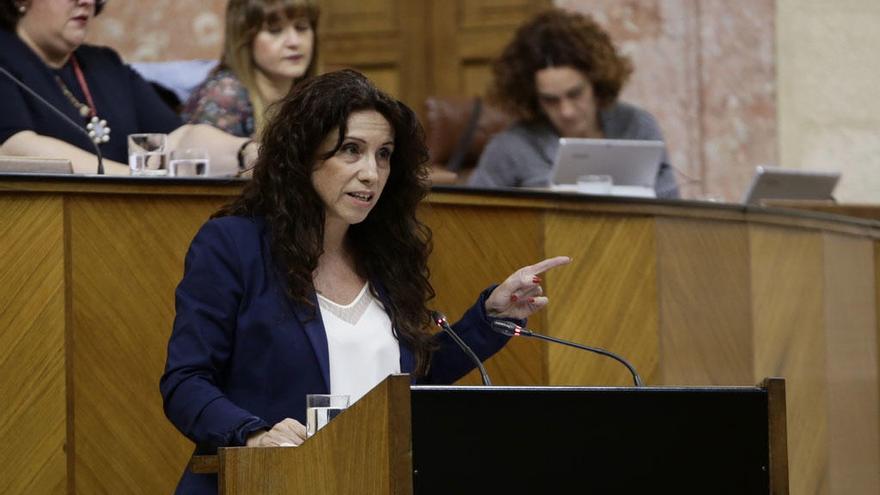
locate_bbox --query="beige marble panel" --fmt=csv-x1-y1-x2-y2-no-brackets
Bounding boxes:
698,0,777,201
87,0,226,61
778,0,880,203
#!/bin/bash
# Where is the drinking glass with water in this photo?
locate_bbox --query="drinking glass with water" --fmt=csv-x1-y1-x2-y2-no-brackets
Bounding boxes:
306,394,349,437
128,133,167,176
169,149,210,177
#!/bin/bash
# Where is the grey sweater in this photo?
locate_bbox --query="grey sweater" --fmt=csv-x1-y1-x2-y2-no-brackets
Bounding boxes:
467,101,680,199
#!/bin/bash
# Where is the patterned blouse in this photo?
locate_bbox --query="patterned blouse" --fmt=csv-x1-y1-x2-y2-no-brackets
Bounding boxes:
182,68,255,138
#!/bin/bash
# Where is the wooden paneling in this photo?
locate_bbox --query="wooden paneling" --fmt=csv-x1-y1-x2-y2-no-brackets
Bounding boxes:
544,213,659,386
69,195,224,494
0,195,67,494
320,0,548,111
322,0,399,33
822,233,880,494
359,68,400,99
430,0,550,97
419,203,545,385
3,178,880,494
461,63,494,100
319,0,427,104
459,0,543,28
750,225,828,495
656,218,754,385
762,200,880,223
219,375,412,494
877,240,880,465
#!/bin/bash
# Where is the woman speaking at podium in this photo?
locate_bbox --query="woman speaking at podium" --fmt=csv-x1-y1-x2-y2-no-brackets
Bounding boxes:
160,69,570,494
0,0,257,175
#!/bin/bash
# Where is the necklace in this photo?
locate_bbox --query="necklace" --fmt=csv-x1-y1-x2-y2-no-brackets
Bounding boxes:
55,55,111,144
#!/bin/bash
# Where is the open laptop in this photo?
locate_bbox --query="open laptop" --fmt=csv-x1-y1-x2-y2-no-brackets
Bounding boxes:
0,156,73,174
549,138,664,198
741,165,840,205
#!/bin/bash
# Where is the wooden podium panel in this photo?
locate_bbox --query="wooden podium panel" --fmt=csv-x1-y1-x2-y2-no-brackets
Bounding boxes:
0,175,877,494
202,376,788,494
67,194,223,494
543,213,660,386
218,375,412,495
655,218,754,385
0,194,67,494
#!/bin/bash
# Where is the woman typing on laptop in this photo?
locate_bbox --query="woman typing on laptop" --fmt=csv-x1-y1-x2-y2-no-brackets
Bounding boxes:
467,8,679,198
0,0,256,175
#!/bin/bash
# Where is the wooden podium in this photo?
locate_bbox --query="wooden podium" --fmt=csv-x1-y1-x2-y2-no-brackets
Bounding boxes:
195,375,788,494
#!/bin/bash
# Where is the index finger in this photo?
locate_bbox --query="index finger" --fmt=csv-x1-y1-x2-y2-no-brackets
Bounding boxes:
524,256,571,276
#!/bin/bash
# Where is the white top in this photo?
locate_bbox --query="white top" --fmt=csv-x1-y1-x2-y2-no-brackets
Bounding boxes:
318,284,401,404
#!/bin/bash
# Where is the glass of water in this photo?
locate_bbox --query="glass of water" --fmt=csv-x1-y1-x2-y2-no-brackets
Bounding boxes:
128,133,168,176
169,149,210,177
306,394,349,437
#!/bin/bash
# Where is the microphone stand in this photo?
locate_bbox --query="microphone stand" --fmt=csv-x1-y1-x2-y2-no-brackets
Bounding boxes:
431,311,492,386
492,321,643,387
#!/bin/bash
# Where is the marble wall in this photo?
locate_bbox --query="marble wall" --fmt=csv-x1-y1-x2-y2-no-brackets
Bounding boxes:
89,0,779,201
778,0,880,203
87,0,226,61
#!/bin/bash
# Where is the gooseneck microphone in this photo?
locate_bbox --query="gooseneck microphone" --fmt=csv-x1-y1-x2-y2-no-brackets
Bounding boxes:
431,311,492,386
0,66,104,174
491,320,643,387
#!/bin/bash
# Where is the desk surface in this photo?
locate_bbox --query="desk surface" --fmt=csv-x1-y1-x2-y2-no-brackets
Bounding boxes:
2,173,877,237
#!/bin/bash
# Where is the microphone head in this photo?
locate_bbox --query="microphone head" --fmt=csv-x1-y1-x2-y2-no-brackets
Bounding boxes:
490,320,521,337
430,310,447,327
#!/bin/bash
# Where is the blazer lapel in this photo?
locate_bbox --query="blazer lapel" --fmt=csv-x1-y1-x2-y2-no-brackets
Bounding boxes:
374,283,418,383
290,294,332,392
260,221,331,392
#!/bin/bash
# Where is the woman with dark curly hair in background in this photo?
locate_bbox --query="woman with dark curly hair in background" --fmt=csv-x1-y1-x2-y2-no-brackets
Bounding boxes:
160,69,570,494
468,8,679,198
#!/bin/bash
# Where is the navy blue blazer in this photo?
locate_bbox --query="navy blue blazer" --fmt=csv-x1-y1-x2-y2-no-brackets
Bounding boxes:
160,216,511,494
0,28,181,162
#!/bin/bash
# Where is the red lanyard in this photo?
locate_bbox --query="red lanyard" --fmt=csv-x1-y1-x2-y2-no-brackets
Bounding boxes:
70,55,97,117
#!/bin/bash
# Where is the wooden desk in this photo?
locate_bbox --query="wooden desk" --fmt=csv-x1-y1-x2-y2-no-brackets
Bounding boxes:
763,199,880,223
1,176,877,494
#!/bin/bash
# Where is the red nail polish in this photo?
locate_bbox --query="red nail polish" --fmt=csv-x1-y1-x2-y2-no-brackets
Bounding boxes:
510,295,518,302
532,276,542,284
528,297,535,303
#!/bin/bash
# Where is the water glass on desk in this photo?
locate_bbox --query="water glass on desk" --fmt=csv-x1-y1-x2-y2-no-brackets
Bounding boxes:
169,149,210,177
306,394,349,437
128,133,167,176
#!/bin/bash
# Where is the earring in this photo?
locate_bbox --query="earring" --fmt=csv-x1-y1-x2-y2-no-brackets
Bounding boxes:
16,2,27,14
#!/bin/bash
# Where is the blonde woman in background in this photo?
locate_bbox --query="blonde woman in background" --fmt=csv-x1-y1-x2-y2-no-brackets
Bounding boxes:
183,0,319,139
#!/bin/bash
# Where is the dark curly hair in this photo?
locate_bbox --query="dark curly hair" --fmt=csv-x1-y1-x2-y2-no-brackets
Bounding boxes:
1,0,107,31
490,8,633,121
215,69,437,374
